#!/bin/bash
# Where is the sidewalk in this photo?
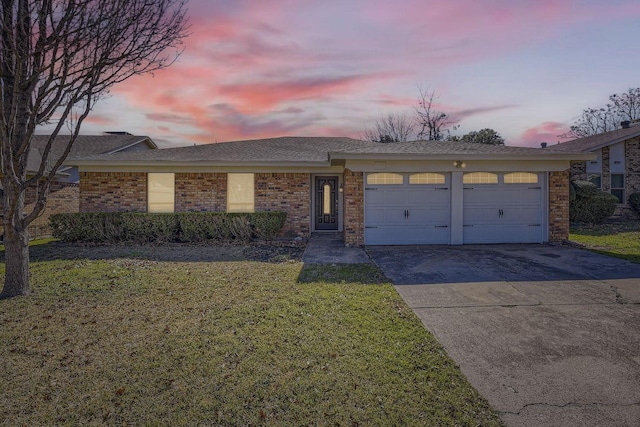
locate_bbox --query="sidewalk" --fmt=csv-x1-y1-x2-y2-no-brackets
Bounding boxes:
302,233,370,264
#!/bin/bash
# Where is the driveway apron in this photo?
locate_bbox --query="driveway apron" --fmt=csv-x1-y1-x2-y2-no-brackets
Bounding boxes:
368,244,640,427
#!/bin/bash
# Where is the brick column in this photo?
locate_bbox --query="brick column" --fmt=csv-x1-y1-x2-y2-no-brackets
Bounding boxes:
343,169,364,246
548,170,570,243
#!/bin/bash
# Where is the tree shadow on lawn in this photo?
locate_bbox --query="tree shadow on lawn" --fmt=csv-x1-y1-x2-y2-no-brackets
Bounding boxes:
0,240,306,264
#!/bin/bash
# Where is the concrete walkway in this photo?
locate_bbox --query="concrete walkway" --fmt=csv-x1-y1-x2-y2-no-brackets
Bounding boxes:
302,233,370,264
368,244,640,427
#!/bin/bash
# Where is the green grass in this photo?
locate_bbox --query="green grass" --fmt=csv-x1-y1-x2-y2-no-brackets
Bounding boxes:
570,221,640,263
0,242,502,426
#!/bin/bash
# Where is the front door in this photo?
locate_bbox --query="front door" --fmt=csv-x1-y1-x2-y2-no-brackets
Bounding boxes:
315,176,339,230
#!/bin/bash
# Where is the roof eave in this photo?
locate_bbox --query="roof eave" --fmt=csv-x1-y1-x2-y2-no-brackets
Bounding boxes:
329,152,596,161
69,159,332,167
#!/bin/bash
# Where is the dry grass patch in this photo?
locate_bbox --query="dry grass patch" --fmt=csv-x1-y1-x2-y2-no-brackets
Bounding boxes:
0,242,502,426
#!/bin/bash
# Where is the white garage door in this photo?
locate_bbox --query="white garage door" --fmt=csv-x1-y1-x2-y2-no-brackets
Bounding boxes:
365,172,450,245
463,172,544,244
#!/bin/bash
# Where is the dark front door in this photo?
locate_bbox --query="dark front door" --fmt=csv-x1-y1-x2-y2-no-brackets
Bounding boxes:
315,176,339,230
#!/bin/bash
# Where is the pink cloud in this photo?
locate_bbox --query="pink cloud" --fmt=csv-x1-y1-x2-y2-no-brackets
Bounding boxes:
517,122,572,147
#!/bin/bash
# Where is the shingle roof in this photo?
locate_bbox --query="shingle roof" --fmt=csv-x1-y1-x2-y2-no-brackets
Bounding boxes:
67,136,591,166
547,124,640,152
29,134,156,172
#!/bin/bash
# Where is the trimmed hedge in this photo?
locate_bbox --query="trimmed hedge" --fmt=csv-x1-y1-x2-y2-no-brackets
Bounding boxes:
629,193,640,216
50,211,287,243
569,180,618,224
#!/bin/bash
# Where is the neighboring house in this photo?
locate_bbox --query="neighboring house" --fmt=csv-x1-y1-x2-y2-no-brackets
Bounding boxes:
68,136,591,246
547,121,640,218
2,133,157,237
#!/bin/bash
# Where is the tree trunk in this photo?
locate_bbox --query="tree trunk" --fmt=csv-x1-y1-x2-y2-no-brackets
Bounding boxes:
1,183,31,299
1,225,30,299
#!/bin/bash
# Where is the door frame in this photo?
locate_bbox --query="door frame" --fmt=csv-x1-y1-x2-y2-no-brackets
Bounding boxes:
311,174,343,232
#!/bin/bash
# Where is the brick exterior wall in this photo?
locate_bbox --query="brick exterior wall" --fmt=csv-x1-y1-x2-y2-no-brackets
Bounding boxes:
79,172,147,212
175,173,226,211
255,173,310,237
601,146,610,192
548,170,570,242
570,161,587,181
343,169,364,246
15,182,79,238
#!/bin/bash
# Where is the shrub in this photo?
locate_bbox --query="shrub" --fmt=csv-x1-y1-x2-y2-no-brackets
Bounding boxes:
251,211,287,240
629,193,640,216
569,180,618,224
50,211,288,243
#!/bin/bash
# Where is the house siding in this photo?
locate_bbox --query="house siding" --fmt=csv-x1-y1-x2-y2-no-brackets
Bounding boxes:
175,173,226,211
548,170,570,242
343,169,364,246
79,172,147,212
255,173,310,237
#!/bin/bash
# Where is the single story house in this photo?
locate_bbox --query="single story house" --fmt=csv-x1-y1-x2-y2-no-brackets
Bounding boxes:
546,121,640,218
68,136,592,246
2,133,157,237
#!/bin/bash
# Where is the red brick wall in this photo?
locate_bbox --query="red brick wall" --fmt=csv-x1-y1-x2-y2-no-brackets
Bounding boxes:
175,173,226,211
79,172,147,212
343,169,364,246
20,182,79,238
548,170,570,242
569,161,587,181
601,146,610,192
255,173,310,237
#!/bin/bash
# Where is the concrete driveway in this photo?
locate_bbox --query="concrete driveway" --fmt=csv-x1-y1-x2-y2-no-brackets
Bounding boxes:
367,244,640,427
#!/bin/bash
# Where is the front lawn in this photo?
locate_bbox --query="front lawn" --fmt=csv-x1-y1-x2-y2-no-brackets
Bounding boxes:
0,242,501,426
570,221,640,263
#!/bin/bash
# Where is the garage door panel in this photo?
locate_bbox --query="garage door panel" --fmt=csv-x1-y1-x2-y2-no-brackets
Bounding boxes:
463,175,544,244
366,226,450,245
464,224,542,244
365,174,451,245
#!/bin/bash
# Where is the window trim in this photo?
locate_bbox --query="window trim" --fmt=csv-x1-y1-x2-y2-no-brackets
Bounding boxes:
463,172,498,184
504,172,539,184
227,173,255,213
366,173,404,185
610,173,625,204
147,173,175,213
409,173,446,185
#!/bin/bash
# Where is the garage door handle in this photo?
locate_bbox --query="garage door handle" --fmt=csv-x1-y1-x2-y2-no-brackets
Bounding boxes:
498,209,504,217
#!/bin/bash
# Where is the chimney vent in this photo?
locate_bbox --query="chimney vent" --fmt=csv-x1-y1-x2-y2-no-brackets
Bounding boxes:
621,121,631,129
540,142,547,148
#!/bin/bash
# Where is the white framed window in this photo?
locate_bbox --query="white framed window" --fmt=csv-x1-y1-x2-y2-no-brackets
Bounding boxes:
148,173,175,213
611,174,625,203
588,173,602,189
409,173,445,184
366,173,403,185
504,172,538,184
463,172,498,184
227,173,255,212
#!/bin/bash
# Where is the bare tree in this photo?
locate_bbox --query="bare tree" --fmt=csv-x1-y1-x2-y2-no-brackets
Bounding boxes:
0,0,189,299
363,113,415,143
567,88,640,138
415,87,455,141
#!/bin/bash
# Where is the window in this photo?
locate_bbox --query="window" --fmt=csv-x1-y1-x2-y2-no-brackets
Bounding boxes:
463,172,498,184
504,172,538,184
409,173,445,184
148,173,175,213
366,173,403,185
588,173,602,189
228,173,254,212
611,174,625,203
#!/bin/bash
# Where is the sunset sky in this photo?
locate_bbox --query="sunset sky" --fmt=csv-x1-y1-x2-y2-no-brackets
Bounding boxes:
49,0,640,147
